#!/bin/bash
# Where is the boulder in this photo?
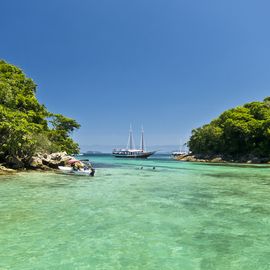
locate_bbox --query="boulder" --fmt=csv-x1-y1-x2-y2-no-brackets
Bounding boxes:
210,157,224,163
27,152,73,170
178,155,198,162
29,156,44,169
42,158,65,169
50,152,66,161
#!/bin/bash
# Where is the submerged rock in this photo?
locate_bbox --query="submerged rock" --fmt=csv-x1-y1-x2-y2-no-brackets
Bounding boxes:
0,165,16,174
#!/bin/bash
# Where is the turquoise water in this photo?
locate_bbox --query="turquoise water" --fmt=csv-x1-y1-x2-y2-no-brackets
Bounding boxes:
1,155,270,270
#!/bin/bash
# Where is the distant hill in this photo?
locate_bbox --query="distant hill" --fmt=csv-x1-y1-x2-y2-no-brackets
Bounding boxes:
83,151,103,155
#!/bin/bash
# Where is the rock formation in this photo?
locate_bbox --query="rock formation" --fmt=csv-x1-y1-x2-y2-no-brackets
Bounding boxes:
29,152,73,170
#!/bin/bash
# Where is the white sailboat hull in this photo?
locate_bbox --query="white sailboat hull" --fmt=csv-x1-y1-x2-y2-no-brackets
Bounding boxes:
112,150,155,158
58,166,95,176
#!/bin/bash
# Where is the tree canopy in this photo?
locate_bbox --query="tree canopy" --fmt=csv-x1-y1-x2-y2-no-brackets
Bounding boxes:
188,97,270,160
0,60,80,166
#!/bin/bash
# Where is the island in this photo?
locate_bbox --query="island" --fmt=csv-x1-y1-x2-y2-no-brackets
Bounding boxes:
0,60,81,172
180,97,270,163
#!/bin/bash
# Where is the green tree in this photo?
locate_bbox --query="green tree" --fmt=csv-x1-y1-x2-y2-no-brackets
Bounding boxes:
0,60,81,167
188,97,270,160
48,114,81,154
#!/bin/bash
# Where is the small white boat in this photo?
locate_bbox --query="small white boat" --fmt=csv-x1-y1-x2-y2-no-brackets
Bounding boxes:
171,140,189,159
58,166,95,176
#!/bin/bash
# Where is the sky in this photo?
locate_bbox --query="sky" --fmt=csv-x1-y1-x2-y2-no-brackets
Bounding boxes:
1,0,270,151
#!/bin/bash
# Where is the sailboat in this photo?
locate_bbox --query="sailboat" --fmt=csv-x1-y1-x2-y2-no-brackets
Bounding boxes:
112,126,155,158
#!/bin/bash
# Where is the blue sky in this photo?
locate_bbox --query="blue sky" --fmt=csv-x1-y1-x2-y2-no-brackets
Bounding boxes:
1,0,270,151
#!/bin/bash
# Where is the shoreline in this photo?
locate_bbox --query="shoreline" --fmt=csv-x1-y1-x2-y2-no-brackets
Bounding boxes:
0,165,17,175
0,164,59,175
174,154,270,165
2,152,270,176
0,167,58,176
0,152,73,175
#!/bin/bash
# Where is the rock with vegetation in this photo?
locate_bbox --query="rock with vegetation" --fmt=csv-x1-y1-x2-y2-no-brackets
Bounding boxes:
188,97,270,163
0,60,80,169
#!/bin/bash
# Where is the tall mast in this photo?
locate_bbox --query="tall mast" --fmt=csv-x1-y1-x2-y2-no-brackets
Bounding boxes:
127,124,135,149
140,126,145,151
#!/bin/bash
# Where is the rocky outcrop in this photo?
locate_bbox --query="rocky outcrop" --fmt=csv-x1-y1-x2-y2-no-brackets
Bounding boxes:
209,157,225,163
29,156,44,168
1,152,74,171
176,154,230,163
175,154,270,164
29,152,73,170
174,154,209,162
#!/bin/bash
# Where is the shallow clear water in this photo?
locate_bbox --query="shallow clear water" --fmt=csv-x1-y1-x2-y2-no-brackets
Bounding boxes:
1,155,270,269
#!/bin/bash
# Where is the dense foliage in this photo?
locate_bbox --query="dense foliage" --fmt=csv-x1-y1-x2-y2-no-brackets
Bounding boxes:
0,60,80,166
188,98,270,160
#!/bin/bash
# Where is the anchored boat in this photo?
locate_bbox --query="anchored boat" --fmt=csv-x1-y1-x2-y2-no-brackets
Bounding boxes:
58,159,95,176
58,166,95,176
171,141,189,159
112,126,155,158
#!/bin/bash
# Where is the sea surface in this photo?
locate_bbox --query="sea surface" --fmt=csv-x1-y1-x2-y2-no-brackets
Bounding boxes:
1,154,270,270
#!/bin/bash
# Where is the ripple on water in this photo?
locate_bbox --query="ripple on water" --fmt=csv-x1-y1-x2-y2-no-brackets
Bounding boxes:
0,157,270,269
